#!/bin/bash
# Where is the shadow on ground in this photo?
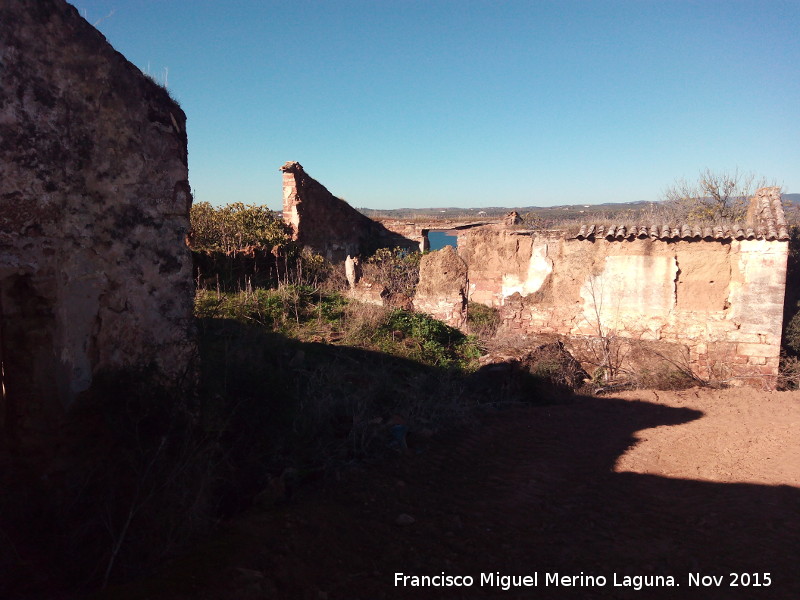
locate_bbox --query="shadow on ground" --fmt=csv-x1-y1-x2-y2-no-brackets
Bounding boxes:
95,383,799,599
3,318,797,599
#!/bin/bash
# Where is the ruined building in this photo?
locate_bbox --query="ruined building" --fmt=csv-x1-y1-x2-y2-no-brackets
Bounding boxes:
0,0,195,442
459,186,790,385
281,162,791,386
281,161,417,260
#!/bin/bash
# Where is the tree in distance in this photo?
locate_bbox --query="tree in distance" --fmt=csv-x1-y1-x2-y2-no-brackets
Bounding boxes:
661,168,772,222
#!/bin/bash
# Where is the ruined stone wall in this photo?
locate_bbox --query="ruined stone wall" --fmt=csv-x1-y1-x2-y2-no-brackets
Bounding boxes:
372,220,428,251
0,0,195,438
458,226,789,385
374,219,496,253
280,162,417,261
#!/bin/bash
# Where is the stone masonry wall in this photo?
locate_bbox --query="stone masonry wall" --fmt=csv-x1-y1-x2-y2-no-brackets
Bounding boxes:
0,0,195,439
457,226,789,386
373,219,494,253
413,246,468,328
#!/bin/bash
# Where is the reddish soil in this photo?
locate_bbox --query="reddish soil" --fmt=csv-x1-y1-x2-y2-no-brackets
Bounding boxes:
105,388,800,600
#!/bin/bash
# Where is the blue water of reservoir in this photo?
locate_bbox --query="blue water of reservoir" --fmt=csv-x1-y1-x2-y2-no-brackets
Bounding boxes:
428,230,458,251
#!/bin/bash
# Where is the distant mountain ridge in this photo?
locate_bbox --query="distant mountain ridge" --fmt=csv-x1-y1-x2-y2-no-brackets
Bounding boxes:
361,193,799,220
783,193,800,205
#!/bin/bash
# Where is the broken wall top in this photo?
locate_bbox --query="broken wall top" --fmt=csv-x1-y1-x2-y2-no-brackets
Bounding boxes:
280,161,418,259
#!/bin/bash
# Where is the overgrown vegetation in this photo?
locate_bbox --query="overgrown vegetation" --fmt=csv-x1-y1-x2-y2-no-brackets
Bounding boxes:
195,285,479,368
361,247,421,297
189,202,337,292
190,201,289,254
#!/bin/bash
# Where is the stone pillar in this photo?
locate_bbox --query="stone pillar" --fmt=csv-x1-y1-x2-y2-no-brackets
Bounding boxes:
280,161,302,240
345,255,361,289
414,246,469,328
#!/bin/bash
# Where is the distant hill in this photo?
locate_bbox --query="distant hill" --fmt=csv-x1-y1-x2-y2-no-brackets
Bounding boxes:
358,200,652,219
360,194,798,223
359,200,658,221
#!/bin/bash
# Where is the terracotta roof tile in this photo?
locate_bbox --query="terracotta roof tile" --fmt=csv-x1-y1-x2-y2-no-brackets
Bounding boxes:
574,187,789,242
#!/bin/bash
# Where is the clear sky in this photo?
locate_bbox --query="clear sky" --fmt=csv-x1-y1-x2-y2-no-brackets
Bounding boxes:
68,0,799,210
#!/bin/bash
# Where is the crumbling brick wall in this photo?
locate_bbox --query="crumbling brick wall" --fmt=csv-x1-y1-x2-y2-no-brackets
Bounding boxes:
280,161,418,261
0,0,195,439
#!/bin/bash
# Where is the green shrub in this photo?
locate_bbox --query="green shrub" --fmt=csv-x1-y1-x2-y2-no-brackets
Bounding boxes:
376,309,481,369
190,201,290,254
317,291,348,322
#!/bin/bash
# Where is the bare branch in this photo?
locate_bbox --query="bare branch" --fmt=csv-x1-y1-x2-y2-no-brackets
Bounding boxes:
661,168,767,223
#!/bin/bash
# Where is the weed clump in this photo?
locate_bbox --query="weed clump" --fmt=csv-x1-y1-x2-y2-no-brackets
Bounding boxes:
466,301,501,337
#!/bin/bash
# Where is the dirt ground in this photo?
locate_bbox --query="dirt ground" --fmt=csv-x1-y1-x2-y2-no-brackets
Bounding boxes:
103,387,800,600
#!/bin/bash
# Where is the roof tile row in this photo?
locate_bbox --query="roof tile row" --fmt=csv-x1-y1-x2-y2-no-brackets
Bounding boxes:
573,187,789,242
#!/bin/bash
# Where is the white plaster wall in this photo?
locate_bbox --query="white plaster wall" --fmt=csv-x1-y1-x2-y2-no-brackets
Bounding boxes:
576,254,677,334
501,242,553,298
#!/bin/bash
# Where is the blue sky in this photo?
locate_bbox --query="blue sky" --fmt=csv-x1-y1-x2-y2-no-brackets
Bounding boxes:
69,0,799,210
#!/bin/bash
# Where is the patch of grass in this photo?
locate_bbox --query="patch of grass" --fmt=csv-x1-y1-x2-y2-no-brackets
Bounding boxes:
194,286,481,371
194,285,349,338
191,287,484,505
375,309,481,369
194,317,479,495
467,301,501,337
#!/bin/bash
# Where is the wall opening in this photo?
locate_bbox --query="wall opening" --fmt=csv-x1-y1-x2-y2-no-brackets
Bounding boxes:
428,230,459,251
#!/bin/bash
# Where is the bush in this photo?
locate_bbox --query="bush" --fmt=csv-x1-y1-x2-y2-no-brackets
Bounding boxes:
362,247,421,297
784,304,800,355
779,354,800,389
376,309,481,369
190,201,290,254
633,365,698,390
